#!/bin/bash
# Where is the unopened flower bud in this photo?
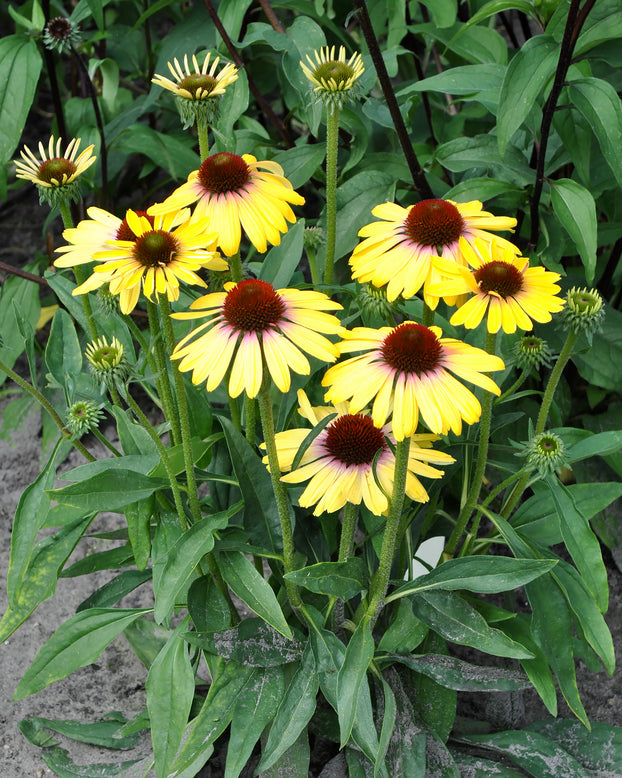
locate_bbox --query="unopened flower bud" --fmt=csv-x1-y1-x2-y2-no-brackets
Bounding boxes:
66,400,103,436
561,286,604,338
513,335,553,370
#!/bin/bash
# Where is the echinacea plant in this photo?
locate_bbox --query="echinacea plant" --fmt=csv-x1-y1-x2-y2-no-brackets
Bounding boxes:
1,3,622,778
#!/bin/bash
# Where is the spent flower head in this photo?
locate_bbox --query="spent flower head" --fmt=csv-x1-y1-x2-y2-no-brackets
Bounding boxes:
561,286,605,339
513,335,553,371
300,45,364,112
66,400,104,436
14,135,95,207
43,16,81,53
152,52,238,129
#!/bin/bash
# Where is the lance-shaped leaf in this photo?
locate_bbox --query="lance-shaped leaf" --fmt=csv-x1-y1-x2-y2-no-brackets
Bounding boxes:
550,179,597,284
284,557,369,600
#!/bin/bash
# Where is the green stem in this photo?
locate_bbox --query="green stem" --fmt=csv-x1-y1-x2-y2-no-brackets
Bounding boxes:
445,331,497,557
501,329,579,518
306,247,320,287
197,119,210,161
159,297,202,526
324,106,340,286
92,426,122,456
245,396,257,448
229,251,243,283
338,502,359,562
495,367,530,405
58,200,98,341
421,301,435,328
0,357,94,462
365,437,411,626
146,301,181,445
124,387,188,531
257,386,302,609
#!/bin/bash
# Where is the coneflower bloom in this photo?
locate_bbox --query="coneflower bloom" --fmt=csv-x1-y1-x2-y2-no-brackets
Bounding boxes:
300,45,365,111
149,153,305,256
265,391,453,516
14,135,95,205
349,199,518,307
171,280,343,398
152,52,238,128
55,208,226,314
322,323,505,440
427,237,565,333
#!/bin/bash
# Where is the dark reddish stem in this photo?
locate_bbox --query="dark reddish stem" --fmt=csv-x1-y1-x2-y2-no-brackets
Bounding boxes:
352,0,433,198
528,0,595,250
256,0,284,33
202,0,294,147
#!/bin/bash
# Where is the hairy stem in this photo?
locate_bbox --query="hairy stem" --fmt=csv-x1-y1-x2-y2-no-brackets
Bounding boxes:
324,106,340,286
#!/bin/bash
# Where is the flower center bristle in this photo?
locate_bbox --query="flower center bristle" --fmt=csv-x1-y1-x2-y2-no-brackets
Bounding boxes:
198,152,251,194
116,211,153,241
133,230,178,267
178,73,219,97
314,61,354,86
38,158,77,184
404,199,464,248
381,323,442,375
325,414,386,466
474,261,523,298
223,279,285,332
47,17,72,39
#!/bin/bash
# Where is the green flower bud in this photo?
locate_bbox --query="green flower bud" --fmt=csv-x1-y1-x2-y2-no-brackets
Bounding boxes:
561,287,605,340
66,400,103,436
513,335,553,370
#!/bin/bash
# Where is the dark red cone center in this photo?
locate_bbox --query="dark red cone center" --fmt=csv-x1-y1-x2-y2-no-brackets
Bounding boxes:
404,199,464,248
381,323,442,375
198,152,251,194
325,414,387,466
473,261,523,298
223,279,286,332
133,230,179,267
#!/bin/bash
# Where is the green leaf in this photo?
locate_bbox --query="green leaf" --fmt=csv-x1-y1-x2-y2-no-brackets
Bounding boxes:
272,143,326,188
146,617,195,778
549,178,597,283
111,406,159,457
450,0,536,40
383,654,531,692
63,454,161,481
184,618,303,667
49,469,168,512
546,478,608,612
259,730,310,778
569,77,622,190
460,728,590,776
399,63,504,97
153,508,236,624
61,545,134,577
123,617,172,670
419,0,457,26
256,643,318,772
7,439,64,605
218,550,292,639
377,599,428,654
19,713,140,750
435,135,532,185
553,561,615,674
571,307,622,392
284,558,369,600
526,575,589,727
188,574,232,634
0,35,42,163
14,608,152,699
337,616,375,748
575,9,622,56
0,270,41,387
168,661,254,775
119,124,200,179
387,556,556,601
124,497,153,571
259,219,305,289
77,569,151,611
226,666,285,778
382,668,427,776
0,516,93,643
567,430,622,462
219,415,283,553
452,754,535,777
497,36,559,155
525,718,622,773
410,591,534,659
332,171,396,261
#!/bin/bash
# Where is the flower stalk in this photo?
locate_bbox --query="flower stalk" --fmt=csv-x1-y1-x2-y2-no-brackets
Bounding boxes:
365,436,411,626
147,301,181,446
445,330,497,557
258,386,302,609
324,106,340,286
